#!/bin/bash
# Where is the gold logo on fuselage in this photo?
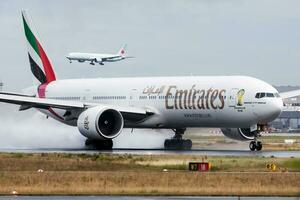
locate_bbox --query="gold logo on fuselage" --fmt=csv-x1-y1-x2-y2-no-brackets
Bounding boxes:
236,89,245,106
164,85,226,110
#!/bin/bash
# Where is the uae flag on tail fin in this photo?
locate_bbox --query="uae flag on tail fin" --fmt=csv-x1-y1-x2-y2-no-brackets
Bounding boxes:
22,10,56,84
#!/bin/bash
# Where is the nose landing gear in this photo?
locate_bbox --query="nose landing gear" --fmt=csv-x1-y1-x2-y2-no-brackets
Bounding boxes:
249,141,262,151
164,128,192,150
249,130,262,151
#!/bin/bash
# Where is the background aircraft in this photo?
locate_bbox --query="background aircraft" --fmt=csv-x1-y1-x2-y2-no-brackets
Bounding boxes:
66,44,133,65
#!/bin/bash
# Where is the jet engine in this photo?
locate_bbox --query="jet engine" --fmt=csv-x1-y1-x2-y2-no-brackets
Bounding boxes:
77,106,124,140
95,58,103,63
220,128,255,141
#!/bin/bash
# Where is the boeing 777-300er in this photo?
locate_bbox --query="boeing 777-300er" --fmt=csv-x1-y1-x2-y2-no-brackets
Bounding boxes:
66,44,132,65
0,11,297,151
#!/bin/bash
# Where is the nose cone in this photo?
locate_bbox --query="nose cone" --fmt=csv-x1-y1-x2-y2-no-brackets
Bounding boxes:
273,98,283,117
266,98,283,122
255,98,283,124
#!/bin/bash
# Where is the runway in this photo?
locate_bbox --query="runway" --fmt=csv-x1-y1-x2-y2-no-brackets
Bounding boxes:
0,148,299,158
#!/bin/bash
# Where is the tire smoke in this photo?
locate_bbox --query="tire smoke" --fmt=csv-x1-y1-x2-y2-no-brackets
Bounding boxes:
0,104,172,149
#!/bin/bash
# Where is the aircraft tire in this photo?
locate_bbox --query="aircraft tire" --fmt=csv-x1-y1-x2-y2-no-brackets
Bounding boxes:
85,139,113,150
164,139,192,150
256,141,262,151
249,141,256,151
184,139,192,150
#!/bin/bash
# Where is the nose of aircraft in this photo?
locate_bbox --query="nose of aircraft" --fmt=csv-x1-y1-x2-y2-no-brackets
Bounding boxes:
256,97,283,123
267,98,283,121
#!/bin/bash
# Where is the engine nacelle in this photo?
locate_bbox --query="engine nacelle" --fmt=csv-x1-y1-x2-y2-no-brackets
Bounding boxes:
221,128,255,141
77,106,124,140
95,57,103,63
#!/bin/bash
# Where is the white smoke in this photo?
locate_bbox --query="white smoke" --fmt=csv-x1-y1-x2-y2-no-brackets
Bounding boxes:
0,104,84,149
114,129,172,148
0,103,172,149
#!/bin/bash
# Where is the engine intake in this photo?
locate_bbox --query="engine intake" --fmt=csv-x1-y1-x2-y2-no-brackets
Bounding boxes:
77,106,124,140
221,128,255,141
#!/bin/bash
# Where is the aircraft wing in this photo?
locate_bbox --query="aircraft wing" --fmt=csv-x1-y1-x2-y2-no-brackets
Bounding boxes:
0,93,85,110
280,90,300,99
98,55,120,60
0,91,37,97
0,93,153,121
101,55,134,60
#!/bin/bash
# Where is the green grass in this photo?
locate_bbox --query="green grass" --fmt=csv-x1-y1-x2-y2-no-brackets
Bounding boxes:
284,158,300,170
0,153,300,172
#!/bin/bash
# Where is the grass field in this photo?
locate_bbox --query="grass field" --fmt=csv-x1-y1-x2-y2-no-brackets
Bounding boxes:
0,153,299,196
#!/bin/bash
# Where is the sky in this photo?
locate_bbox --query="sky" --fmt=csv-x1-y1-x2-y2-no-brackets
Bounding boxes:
0,0,300,91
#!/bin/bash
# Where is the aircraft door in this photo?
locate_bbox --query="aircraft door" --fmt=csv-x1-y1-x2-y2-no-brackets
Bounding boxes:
228,88,238,107
129,89,138,106
82,88,92,102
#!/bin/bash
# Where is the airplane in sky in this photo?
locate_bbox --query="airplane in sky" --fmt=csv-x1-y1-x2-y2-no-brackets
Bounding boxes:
0,11,297,151
66,44,132,65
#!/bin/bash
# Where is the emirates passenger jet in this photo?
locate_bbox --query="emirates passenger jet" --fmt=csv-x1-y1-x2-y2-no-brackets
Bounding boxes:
0,11,296,151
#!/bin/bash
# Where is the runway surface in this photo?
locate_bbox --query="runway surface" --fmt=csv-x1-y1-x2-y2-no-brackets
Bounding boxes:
0,196,299,200
0,148,299,157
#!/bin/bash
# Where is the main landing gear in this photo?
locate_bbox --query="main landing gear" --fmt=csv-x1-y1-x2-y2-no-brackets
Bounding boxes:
249,130,262,151
164,128,192,150
85,139,113,150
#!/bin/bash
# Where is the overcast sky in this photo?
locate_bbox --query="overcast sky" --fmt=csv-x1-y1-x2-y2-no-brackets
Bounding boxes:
1,0,300,91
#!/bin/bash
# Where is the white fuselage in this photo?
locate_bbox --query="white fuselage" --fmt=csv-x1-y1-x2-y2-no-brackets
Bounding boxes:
35,76,283,129
66,52,123,63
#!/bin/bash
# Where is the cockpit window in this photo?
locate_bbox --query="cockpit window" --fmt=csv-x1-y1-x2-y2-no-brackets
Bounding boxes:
255,92,280,99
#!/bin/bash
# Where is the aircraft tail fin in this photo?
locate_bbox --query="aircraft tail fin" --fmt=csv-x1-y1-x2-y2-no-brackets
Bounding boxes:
22,10,56,84
117,44,127,57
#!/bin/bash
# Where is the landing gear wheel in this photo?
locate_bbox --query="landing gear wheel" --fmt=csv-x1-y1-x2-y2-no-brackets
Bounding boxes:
85,139,113,150
184,139,192,149
164,128,192,150
249,141,262,151
249,141,256,151
248,128,263,151
256,141,262,151
164,139,192,150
